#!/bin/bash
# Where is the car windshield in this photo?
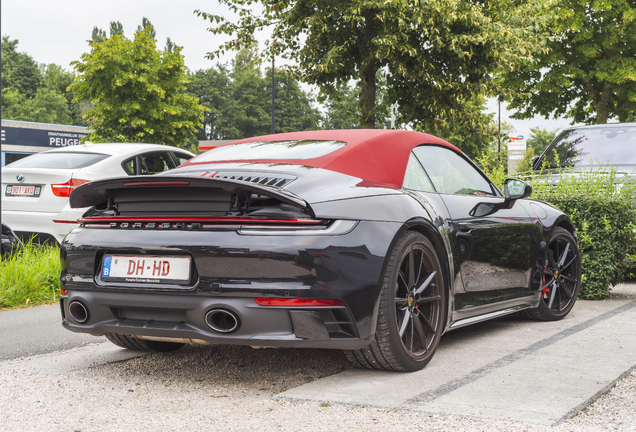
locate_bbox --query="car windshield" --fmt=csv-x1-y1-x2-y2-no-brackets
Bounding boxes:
193,140,346,162
542,126,636,169
5,152,110,169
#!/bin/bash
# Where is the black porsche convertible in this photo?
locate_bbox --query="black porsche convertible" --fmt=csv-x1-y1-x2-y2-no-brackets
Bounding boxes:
60,130,581,372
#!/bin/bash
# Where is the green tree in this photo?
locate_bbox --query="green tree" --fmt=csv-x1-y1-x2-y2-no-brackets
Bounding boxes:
321,71,391,130
1,36,42,99
91,27,106,43
2,88,73,125
512,127,559,174
69,26,206,145
137,17,156,39
322,82,362,130
425,95,500,160
225,49,270,138
165,37,176,53
499,1,636,124
109,21,124,37
1,36,78,125
527,127,558,155
92,18,171,51
197,0,548,129
187,65,235,139
187,48,321,139
265,68,321,133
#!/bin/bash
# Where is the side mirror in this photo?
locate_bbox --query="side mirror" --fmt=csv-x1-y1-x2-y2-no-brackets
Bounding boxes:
503,178,532,208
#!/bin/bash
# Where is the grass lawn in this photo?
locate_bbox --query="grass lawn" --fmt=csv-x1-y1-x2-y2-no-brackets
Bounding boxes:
0,241,60,309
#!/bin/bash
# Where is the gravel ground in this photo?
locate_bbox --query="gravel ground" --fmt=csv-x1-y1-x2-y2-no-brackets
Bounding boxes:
1,343,636,432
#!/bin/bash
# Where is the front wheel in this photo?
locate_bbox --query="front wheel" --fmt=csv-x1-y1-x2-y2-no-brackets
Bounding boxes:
345,231,446,372
522,227,581,321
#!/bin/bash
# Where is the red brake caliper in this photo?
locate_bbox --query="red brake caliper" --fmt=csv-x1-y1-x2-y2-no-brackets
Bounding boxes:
542,262,549,296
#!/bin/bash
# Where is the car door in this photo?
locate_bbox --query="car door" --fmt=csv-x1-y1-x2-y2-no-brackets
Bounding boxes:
413,145,539,304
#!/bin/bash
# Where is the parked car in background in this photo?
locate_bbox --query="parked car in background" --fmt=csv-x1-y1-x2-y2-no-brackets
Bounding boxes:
2,143,194,244
60,130,581,372
533,123,636,175
1,222,23,258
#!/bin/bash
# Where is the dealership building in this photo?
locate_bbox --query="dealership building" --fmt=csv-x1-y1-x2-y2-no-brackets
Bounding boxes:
1,120,236,166
1,120,89,167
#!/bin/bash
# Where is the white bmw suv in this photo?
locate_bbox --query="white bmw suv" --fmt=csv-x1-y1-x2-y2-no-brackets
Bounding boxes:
2,143,194,244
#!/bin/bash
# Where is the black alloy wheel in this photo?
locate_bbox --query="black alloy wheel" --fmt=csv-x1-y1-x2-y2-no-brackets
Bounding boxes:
523,227,581,321
345,231,446,371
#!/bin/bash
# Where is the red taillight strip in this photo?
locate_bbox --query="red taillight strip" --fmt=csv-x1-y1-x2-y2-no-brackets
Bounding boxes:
53,220,79,224
254,298,345,307
123,181,191,187
78,217,324,225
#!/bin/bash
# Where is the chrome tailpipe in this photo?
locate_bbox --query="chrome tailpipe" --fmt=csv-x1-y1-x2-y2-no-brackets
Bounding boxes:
205,308,240,333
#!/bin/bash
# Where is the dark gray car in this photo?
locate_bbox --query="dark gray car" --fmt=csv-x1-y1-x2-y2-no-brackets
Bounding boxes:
533,123,636,176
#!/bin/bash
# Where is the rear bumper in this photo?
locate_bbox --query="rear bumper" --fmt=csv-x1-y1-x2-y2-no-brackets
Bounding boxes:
2,208,83,244
60,291,371,349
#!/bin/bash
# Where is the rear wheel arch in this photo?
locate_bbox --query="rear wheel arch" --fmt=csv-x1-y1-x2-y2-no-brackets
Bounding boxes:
377,220,451,315
555,217,576,239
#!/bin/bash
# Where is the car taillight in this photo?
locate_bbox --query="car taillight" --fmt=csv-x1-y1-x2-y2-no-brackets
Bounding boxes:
253,298,345,307
51,179,90,197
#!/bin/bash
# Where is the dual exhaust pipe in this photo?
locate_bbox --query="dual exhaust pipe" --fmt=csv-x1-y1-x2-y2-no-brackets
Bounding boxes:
68,301,241,334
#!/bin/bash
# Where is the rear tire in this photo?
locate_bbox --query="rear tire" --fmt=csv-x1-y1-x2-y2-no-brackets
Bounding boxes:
522,227,581,321
105,333,185,352
345,231,446,372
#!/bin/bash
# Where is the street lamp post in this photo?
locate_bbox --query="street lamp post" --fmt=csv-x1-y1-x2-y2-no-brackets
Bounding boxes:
271,43,275,135
498,100,501,161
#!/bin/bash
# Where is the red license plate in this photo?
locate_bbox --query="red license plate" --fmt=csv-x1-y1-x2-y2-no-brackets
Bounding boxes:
6,185,42,197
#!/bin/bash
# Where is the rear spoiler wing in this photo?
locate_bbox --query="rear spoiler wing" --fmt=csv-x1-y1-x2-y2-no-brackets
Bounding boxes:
69,175,309,210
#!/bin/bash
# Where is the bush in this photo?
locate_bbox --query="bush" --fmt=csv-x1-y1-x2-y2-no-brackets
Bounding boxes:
0,240,61,309
479,159,636,300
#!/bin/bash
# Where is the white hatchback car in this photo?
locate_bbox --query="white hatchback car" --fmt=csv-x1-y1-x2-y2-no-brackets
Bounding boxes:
2,143,194,244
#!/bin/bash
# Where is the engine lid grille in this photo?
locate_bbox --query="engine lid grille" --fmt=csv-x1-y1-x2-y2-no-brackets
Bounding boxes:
213,171,296,188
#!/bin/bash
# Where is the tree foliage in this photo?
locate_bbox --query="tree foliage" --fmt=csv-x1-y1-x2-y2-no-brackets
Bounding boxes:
70,26,206,145
197,0,550,129
425,95,501,160
93,18,165,49
321,71,392,130
499,0,636,124
527,127,558,155
187,48,320,139
1,36,42,99
1,36,81,125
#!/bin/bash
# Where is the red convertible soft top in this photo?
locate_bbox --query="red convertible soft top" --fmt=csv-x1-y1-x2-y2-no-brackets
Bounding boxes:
184,129,460,189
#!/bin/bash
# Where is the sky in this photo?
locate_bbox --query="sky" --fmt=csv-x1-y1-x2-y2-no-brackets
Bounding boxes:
1,0,575,143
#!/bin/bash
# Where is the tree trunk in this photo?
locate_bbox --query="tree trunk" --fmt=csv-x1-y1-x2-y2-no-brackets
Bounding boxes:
357,11,378,129
596,84,612,124
360,63,377,129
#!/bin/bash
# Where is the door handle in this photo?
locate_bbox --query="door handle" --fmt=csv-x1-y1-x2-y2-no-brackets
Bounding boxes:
458,222,475,231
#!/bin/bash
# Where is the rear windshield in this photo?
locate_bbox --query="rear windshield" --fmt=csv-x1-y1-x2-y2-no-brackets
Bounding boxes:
6,152,110,169
542,126,636,169
193,140,346,163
